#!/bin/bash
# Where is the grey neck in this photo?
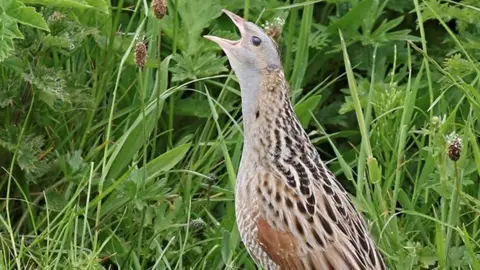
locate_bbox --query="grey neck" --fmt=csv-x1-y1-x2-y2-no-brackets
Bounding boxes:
235,67,262,143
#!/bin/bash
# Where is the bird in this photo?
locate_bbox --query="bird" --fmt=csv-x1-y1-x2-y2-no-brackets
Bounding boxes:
205,9,386,270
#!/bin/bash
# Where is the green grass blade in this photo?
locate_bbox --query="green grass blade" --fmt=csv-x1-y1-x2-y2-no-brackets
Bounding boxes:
290,3,313,101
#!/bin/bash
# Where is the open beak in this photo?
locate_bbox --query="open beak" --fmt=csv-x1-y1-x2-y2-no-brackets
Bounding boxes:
204,9,246,49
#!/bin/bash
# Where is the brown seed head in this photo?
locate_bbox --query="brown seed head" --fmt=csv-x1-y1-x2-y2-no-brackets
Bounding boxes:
135,41,147,69
49,11,66,22
446,132,462,161
152,0,167,19
188,218,207,231
262,17,286,42
266,26,282,42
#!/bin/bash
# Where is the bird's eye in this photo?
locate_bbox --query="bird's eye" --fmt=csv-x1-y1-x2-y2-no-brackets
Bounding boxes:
251,36,262,46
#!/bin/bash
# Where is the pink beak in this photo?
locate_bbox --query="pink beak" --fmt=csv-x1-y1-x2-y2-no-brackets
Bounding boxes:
204,9,246,49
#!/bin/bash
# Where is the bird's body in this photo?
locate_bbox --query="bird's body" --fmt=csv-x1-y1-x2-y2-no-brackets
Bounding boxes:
205,10,386,270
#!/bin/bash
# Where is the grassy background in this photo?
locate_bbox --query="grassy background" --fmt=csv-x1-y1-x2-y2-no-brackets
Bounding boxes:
1,0,480,269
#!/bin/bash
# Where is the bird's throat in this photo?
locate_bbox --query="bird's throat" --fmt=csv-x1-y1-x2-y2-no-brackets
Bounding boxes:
236,68,263,134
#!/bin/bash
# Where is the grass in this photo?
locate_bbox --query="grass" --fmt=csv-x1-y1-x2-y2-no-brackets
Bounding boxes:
1,0,480,269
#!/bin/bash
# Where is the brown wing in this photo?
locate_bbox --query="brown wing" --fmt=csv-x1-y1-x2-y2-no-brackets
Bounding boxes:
257,216,306,269
257,215,359,270
254,171,384,270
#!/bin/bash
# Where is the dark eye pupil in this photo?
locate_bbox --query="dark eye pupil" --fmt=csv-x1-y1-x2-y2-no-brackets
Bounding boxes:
252,36,261,46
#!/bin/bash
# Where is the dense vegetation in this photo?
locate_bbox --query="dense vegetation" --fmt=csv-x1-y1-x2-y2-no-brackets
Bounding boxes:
1,0,480,269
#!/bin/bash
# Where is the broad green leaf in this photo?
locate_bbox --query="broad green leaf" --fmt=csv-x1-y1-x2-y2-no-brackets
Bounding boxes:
22,0,94,9
175,95,236,118
0,34,16,62
145,143,191,180
176,95,215,118
176,0,222,54
468,129,480,178
160,0,223,55
23,67,68,110
327,0,374,33
0,0,48,61
7,0,49,31
0,14,23,39
294,94,322,128
44,191,68,212
397,188,414,211
221,229,231,264
0,127,48,178
170,52,227,82
85,0,109,13
370,16,421,43
367,157,381,184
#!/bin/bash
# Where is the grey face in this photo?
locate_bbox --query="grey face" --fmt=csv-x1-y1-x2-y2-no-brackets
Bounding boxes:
204,10,280,74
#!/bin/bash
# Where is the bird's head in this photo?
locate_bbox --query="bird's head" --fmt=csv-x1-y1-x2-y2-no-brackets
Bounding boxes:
205,9,281,76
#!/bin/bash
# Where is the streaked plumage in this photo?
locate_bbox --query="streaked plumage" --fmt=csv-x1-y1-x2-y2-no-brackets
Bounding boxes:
205,10,386,270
